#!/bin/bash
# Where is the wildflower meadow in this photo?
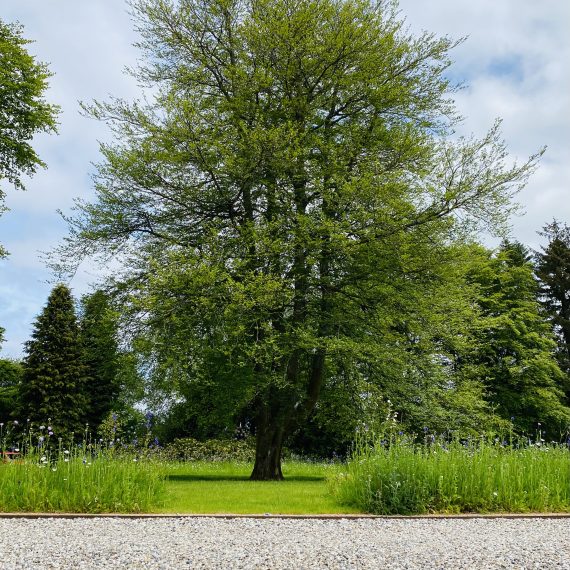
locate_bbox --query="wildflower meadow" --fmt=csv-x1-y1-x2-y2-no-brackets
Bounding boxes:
331,431,570,515
0,420,165,513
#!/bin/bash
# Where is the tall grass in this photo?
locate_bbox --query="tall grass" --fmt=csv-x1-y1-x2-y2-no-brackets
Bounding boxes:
0,423,165,513
330,435,570,515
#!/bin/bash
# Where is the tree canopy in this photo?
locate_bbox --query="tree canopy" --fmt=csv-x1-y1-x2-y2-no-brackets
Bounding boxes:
0,358,23,422
79,290,122,431
0,19,58,195
463,241,570,437
0,18,58,342
56,0,541,478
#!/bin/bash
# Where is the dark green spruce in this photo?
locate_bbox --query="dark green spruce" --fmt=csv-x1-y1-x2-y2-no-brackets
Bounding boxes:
19,284,89,435
535,221,570,396
79,290,121,432
465,241,570,437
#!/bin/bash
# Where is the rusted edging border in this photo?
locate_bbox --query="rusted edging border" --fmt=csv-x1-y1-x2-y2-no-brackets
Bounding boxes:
1,512,570,519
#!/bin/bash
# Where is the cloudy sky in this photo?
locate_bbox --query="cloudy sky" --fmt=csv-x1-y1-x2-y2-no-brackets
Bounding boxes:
0,0,569,358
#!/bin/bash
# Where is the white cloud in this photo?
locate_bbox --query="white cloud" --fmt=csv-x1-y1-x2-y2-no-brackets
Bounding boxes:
399,0,570,248
0,1,140,357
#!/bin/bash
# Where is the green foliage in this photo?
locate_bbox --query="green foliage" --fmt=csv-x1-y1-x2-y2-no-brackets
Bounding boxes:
0,358,22,388
0,19,59,191
162,437,256,462
19,284,89,435
292,243,505,453
140,342,255,443
0,359,22,421
0,19,59,259
98,407,148,445
535,220,570,383
463,242,570,437
290,371,387,458
0,386,17,423
79,290,121,431
331,435,570,515
55,0,541,477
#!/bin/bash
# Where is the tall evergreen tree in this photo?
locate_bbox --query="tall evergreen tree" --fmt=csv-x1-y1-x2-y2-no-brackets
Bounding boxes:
465,241,570,437
19,284,89,435
535,221,570,386
80,290,121,431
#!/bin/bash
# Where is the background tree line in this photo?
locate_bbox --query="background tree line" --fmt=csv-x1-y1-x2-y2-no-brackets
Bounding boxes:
2,224,569,456
0,286,139,437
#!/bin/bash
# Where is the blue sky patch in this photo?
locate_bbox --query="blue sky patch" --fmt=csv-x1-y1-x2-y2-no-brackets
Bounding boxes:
487,55,525,83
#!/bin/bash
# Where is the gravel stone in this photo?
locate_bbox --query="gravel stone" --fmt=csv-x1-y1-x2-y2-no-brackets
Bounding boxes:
0,517,569,569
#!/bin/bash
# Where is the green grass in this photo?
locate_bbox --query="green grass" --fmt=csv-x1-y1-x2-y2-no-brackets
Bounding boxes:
156,461,362,514
7,437,568,516
0,455,166,513
330,436,570,515
0,456,362,514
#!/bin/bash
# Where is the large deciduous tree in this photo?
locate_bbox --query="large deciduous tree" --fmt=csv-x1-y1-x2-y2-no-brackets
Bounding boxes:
57,0,540,478
19,284,89,435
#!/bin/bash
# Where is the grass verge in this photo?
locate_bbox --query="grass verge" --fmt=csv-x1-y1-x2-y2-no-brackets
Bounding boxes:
0,455,165,513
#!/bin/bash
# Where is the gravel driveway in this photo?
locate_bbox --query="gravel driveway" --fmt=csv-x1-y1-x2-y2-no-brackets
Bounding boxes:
0,516,569,569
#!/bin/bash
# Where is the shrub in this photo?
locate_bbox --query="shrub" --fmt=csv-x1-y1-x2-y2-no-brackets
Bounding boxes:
162,437,255,462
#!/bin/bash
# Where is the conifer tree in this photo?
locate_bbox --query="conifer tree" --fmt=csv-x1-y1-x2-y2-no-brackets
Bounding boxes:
19,284,89,435
80,290,121,431
535,221,570,385
0,359,22,421
466,241,570,436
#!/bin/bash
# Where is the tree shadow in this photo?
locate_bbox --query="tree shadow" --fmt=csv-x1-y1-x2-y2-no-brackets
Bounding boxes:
167,474,324,482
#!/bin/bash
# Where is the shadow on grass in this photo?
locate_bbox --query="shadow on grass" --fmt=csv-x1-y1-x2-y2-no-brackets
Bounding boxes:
167,474,324,482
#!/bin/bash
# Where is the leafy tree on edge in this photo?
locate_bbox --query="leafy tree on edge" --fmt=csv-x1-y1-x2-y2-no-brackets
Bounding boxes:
55,0,541,478
1,18,58,343
0,18,59,257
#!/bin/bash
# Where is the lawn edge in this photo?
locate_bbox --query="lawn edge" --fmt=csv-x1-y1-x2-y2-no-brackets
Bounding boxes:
1,512,570,519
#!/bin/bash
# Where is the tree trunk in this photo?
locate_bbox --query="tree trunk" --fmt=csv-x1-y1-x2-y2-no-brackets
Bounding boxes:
250,408,286,480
